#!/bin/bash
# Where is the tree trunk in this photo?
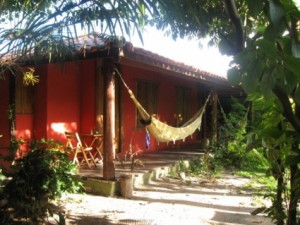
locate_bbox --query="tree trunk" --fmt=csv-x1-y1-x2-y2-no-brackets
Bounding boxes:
287,107,300,224
103,58,116,180
287,164,298,225
275,158,285,225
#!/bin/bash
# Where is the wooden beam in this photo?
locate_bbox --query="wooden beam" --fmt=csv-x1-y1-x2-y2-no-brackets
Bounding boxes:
103,58,116,180
211,89,218,142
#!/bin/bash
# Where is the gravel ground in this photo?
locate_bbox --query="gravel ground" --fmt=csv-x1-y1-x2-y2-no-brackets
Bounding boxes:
58,174,274,225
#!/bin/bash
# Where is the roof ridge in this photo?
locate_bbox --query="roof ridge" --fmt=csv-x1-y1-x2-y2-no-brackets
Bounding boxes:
122,41,226,81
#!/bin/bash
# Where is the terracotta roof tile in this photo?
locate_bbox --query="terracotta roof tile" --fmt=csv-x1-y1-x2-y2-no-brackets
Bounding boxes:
122,43,226,82
71,33,227,82
1,33,228,83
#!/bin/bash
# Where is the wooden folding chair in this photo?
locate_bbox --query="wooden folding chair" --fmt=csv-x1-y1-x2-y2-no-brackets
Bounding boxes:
65,131,76,151
90,134,104,163
74,132,97,168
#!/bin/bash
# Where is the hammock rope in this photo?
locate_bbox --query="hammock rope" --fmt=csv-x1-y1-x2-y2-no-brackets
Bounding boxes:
115,69,211,143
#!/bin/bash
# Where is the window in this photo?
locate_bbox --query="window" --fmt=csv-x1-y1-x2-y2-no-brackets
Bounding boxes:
136,80,158,127
175,87,191,126
15,74,34,114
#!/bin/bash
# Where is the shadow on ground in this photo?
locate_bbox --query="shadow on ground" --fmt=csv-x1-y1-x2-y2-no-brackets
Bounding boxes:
66,216,155,225
63,175,273,225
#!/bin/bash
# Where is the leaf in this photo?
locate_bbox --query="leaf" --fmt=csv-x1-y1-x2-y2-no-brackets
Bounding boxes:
255,39,277,58
218,35,235,55
269,0,285,26
283,55,300,76
261,72,275,99
284,71,300,92
246,0,264,17
263,24,277,42
285,154,300,165
294,85,300,105
292,39,300,58
248,58,264,81
227,67,241,86
246,92,263,102
241,73,258,94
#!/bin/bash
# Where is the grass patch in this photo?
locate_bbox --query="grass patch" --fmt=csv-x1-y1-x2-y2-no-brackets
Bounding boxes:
236,170,276,194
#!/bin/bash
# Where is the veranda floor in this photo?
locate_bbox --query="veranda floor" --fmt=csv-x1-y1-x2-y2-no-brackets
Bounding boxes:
77,147,205,180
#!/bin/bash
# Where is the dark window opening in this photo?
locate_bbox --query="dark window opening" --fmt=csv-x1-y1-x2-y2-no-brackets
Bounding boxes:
136,80,158,128
175,87,191,126
15,74,33,114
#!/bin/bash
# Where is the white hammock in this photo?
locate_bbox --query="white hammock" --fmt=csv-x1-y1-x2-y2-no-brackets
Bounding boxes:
128,89,209,143
116,69,210,143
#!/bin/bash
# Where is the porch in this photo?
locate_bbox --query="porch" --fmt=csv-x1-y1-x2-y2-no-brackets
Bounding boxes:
77,146,205,197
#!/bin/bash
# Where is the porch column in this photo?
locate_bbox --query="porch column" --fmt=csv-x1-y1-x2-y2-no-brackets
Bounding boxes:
103,58,116,180
211,89,218,143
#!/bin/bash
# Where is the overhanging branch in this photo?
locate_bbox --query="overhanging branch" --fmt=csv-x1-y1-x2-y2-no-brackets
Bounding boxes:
273,85,300,134
223,0,244,54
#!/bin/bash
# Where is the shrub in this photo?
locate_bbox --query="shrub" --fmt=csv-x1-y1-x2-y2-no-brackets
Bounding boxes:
0,139,82,224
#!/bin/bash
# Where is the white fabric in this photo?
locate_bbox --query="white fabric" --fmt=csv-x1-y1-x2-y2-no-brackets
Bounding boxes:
128,89,209,143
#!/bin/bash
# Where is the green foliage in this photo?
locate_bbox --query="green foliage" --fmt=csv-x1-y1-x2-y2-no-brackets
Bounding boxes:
178,158,189,172
239,171,277,194
240,148,269,171
211,98,251,169
245,93,300,224
0,138,22,165
177,99,270,179
0,170,4,182
0,138,82,224
153,0,231,41
188,157,206,175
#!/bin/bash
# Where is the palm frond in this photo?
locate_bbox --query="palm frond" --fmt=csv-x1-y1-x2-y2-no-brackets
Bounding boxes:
0,0,167,79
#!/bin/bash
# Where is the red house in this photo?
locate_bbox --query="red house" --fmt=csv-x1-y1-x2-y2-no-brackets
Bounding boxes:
0,34,242,178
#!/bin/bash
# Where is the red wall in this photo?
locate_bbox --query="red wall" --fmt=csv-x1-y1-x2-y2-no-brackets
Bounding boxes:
0,74,11,146
45,62,82,143
0,73,11,170
34,60,96,144
78,60,96,134
33,65,48,140
15,114,33,140
1,58,202,160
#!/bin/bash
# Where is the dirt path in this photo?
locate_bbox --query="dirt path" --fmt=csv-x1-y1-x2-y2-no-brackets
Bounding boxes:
60,174,274,225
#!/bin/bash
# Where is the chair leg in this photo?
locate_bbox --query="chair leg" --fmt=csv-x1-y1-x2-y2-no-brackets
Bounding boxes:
87,151,97,167
94,139,104,162
93,148,103,162
73,149,80,165
81,150,92,168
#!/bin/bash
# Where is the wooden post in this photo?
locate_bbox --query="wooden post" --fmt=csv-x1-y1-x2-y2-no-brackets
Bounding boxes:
211,89,218,143
103,58,116,180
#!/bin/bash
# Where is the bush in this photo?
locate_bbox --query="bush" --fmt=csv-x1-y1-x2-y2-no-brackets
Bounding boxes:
0,139,82,224
210,98,268,171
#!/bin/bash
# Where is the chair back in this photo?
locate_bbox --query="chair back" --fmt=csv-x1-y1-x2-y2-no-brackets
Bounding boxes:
65,131,76,149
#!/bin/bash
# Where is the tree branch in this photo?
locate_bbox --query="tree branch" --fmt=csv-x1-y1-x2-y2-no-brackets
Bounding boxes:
223,0,244,54
273,85,300,134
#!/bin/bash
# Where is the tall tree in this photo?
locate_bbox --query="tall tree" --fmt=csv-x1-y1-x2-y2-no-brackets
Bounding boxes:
153,0,300,224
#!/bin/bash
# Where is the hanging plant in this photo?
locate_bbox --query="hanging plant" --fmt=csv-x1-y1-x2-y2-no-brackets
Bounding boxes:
23,67,39,86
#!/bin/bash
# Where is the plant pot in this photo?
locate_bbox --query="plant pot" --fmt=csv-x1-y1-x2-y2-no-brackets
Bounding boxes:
119,174,133,198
